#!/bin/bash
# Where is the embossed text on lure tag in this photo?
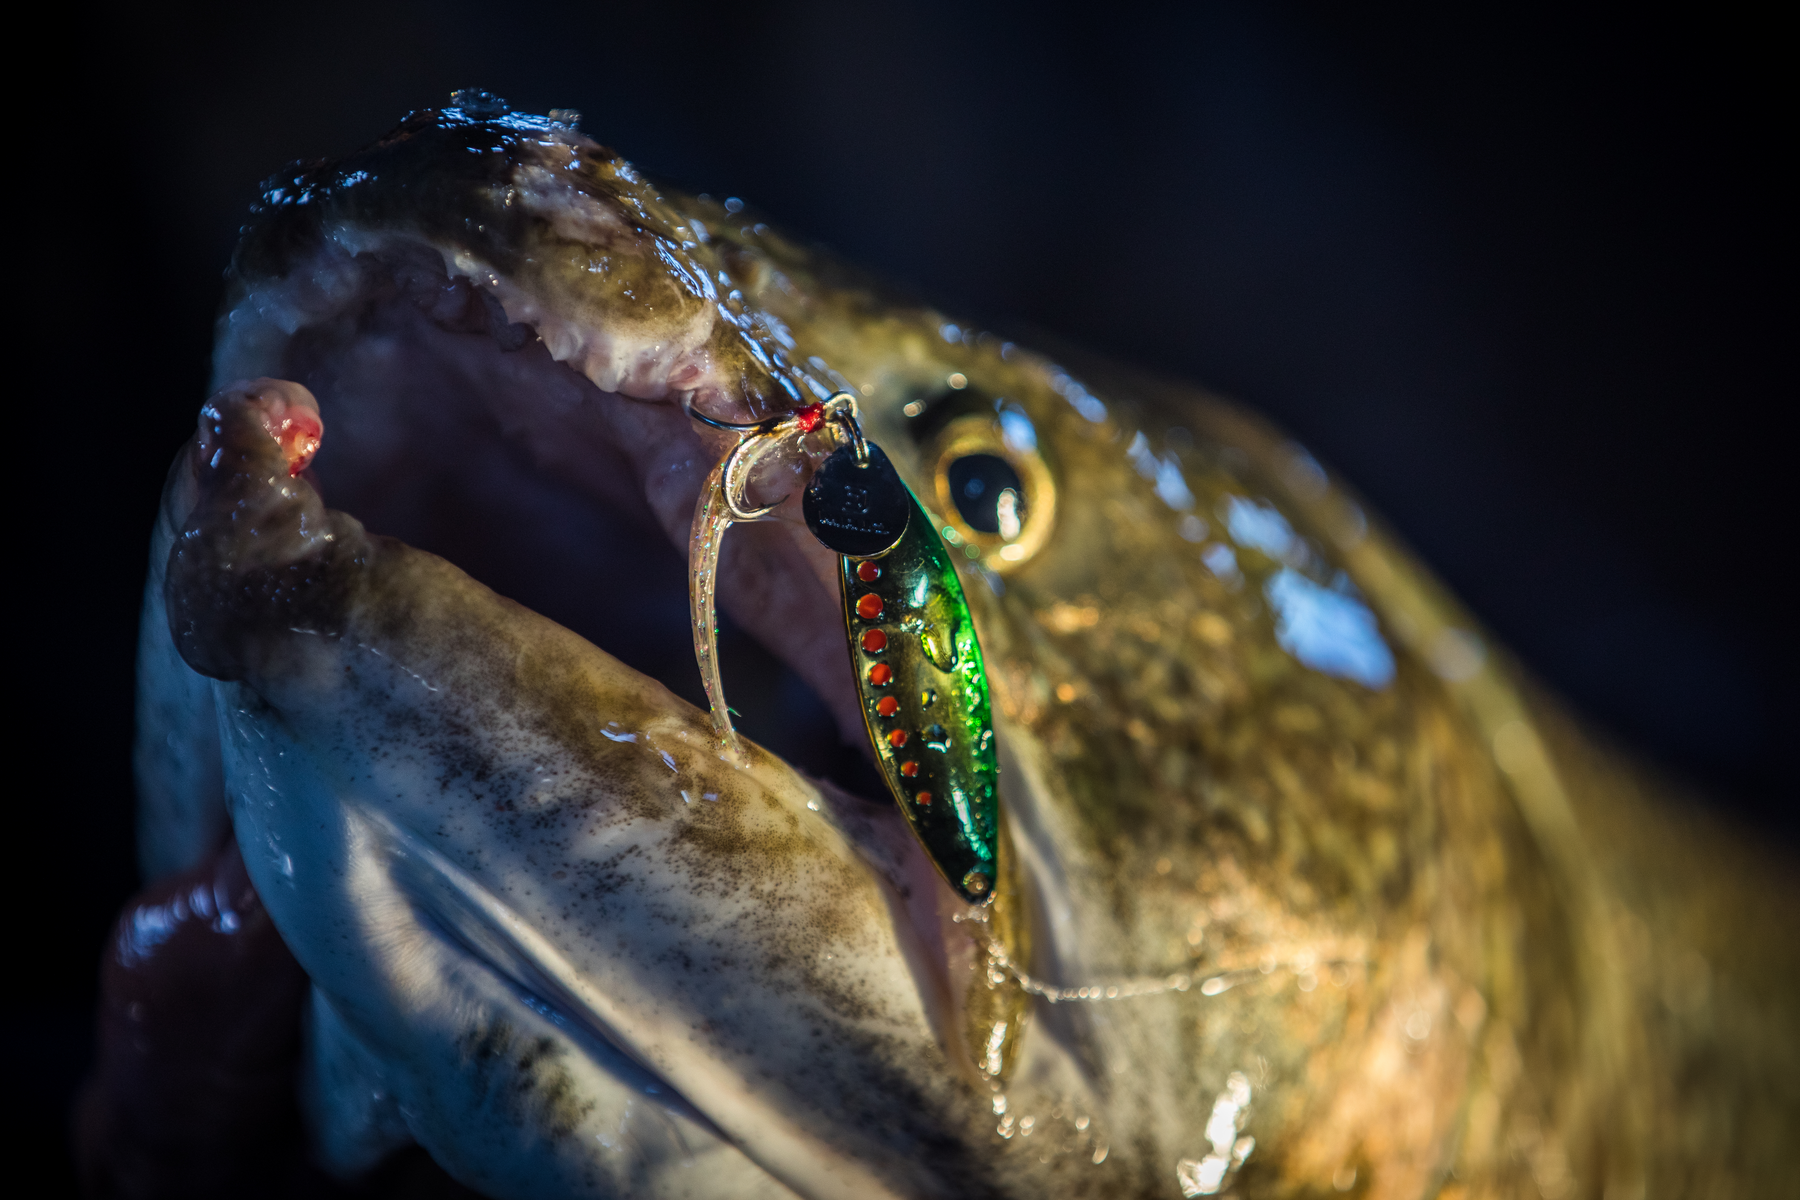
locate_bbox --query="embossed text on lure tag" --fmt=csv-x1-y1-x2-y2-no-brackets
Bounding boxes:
802,442,910,556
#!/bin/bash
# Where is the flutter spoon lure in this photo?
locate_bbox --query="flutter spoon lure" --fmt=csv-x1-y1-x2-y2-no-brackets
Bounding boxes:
687,393,999,904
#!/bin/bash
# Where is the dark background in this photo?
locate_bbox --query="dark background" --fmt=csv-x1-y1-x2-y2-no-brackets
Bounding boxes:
21,2,1789,1188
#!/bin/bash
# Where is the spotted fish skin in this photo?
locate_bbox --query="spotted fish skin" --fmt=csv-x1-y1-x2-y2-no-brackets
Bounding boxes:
842,485,998,905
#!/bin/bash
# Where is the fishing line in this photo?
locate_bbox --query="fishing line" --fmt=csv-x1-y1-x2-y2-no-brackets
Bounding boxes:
956,909,1367,1004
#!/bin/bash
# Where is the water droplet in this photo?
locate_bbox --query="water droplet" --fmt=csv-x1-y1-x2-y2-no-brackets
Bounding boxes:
449,89,509,117
919,623,958,670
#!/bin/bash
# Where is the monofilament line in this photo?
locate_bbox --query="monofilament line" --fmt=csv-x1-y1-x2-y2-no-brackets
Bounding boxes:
955,909,1364,1003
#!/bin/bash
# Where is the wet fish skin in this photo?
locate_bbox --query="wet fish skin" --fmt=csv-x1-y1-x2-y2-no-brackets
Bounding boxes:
699,172,1800,1198
134,102,1800,1198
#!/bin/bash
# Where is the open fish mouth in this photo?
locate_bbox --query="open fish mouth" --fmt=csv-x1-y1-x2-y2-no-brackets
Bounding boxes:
136,98,1569,1200
106,85,1800,1200
140,105,1061,1200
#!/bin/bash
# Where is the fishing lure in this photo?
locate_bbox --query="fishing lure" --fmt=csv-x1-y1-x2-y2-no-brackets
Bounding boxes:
688,394,999,904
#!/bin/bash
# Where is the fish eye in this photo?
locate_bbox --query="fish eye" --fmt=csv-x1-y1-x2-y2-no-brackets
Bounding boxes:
927,413,1055,571
948,454,1025,533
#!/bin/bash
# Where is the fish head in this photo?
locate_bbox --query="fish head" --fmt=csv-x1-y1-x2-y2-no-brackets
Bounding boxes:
139,98,1568,1199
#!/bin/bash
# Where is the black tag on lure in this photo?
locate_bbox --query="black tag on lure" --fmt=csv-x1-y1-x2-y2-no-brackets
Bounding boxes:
803,441,910,557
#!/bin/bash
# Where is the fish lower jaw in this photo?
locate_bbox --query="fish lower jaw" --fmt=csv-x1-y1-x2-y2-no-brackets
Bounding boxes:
158,364,1024,1195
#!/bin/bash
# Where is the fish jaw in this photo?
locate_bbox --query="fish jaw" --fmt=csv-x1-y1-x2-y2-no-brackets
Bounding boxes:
213,107,791,424
162,380,1027,1199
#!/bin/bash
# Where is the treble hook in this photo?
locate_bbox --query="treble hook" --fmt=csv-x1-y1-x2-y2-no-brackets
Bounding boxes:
684,393,863,521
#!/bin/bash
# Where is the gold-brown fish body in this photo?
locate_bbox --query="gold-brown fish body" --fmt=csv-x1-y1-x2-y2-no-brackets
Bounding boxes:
701,203,1800,1197
139,100,1797,1197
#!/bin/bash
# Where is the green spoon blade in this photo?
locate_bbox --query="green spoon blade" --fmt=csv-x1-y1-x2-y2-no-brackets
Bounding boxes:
841,489,999,904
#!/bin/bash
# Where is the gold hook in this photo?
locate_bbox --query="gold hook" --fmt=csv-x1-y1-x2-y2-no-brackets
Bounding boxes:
686,393,864,521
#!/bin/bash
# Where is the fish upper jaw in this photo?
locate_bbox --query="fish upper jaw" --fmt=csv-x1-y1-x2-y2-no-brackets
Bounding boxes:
215,108,801,424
